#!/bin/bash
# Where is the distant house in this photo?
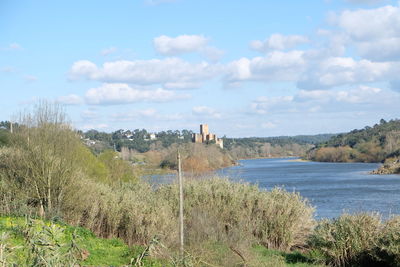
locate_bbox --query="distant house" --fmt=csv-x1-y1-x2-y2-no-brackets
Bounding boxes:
149,133,157,140
192,124,223,149
83,138,96,146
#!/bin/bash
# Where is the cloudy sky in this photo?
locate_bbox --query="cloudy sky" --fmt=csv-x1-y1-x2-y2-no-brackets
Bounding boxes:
1,0,400,137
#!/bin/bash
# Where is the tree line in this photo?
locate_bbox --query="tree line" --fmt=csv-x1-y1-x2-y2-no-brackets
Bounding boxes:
307,119,400,168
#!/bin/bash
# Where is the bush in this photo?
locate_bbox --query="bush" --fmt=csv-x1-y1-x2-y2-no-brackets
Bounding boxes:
309,213,381,267
374,216,400,266
0,129,9,147
158,178,315,251
62,178,177,246
313,146,357,162
61,176,315,260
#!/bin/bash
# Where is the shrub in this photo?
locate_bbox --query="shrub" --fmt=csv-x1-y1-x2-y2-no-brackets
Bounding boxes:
374,216,400,266
62,178,177,246
157,177,315,251
23,219,81,266
313,146,357,162
309,213,381,267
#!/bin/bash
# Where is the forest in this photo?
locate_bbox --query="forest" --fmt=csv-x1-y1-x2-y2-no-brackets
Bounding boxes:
307,119,400,174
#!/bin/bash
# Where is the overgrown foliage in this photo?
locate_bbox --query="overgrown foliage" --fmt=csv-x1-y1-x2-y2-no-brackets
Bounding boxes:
0,101,138,219
309,213,400,267
309,213,381,266
159,178,315,252
308,119,400,165
0,217,81,266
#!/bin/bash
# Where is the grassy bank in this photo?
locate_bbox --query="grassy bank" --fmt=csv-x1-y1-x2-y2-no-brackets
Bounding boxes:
0,216,326,267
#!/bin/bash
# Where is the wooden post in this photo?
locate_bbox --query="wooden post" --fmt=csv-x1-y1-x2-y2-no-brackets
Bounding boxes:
10,121,13,134
177,151,184,259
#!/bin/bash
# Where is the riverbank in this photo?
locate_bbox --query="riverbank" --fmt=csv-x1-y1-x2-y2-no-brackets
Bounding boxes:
287,158,311,162
370,158,400,174
236,155,300,161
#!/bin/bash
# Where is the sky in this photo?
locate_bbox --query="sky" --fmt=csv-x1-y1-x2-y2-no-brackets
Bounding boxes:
1,0,400,137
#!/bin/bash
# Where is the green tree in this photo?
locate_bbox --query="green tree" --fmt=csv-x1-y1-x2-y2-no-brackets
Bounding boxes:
0,101,85,217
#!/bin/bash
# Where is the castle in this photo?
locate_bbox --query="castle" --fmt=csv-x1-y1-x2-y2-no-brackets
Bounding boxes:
192,124,223,149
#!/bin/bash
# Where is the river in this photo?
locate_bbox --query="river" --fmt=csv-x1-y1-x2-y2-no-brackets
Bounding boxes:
217,158,400,219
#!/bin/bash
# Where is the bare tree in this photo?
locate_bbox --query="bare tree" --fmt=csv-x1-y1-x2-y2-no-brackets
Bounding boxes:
0,101,82,217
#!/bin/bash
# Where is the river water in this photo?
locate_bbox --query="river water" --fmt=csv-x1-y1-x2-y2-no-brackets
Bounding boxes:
216,158,400,219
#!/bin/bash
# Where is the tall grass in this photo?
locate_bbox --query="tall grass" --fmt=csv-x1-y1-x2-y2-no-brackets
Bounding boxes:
158,178,315,251
309,213,400,267
62,178,177,246
60,175,315,256
374,216,400,266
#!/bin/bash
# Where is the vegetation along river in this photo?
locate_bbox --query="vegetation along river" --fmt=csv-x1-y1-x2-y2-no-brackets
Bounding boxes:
217,158,400,219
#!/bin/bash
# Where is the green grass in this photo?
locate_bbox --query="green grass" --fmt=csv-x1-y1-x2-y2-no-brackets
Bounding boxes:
252,245,326,267
0,216,164,266
0,216,326,267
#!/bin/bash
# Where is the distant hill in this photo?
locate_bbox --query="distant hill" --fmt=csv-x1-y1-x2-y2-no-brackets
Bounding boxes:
223,134,336,148
307,119,400,172
222,134,337,159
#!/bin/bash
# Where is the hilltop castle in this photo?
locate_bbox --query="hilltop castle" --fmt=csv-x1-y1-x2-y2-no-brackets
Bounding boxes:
192,124,223,149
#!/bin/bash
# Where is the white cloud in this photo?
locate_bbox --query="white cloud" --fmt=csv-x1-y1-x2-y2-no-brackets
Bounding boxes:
336,85,382,103
164,81,200,89
85,83,190,105
356,38,400,61
333,3,400,61
334,5,400,41
226,50,306,83
298,57,398,89
101,47,117,56
250,34,309,52
154,35,208,55
69,58,221,88
153,34,225,61
296,85,383,104
69,60,98,80
56,94,83,105
296,90,334,102
192,106,222,119
248,85,395,119
200,46,225,62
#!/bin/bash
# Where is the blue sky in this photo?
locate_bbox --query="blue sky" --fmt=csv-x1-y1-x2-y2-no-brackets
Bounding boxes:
1,0,400,137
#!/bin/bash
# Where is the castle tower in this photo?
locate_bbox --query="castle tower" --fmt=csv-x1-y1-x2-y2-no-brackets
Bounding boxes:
200,124,209,135
200,124,209,142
